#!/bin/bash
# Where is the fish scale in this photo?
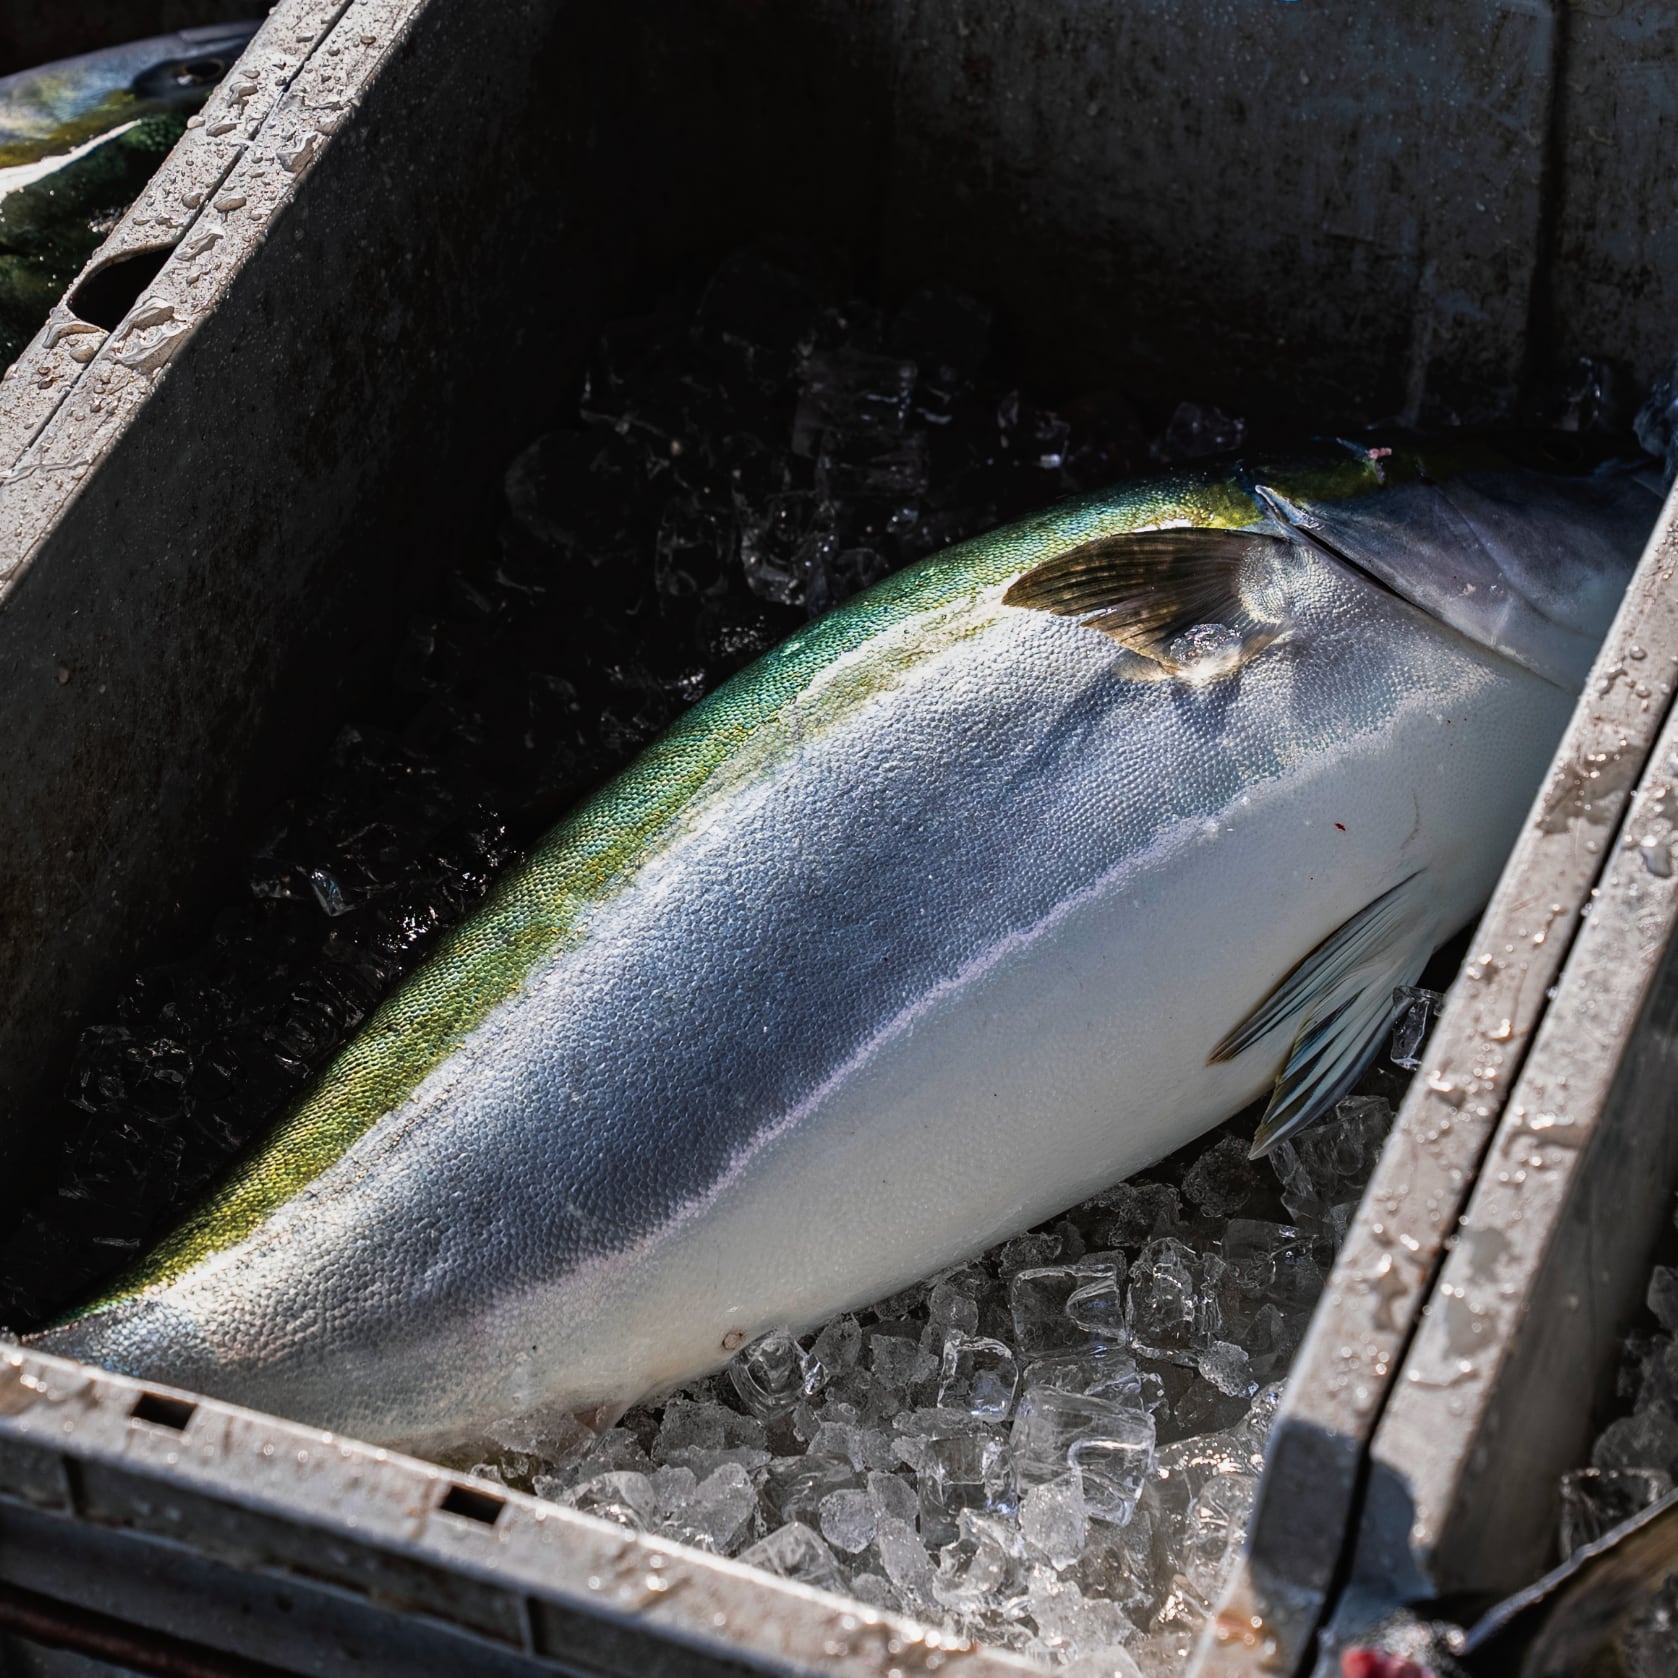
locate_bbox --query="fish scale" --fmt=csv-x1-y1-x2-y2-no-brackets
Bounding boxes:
33,437,1661,1450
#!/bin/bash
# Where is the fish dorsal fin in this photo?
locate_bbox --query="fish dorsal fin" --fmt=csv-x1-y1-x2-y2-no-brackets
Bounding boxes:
1210,872,1436,1156
1002,526,1289,677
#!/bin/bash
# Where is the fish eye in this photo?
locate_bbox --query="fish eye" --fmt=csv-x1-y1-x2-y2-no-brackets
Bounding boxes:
172,57,226,87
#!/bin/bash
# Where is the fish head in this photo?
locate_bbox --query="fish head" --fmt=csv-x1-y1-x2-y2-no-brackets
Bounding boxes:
1248,435,1662,691
0,22,260,160
125,23,262,109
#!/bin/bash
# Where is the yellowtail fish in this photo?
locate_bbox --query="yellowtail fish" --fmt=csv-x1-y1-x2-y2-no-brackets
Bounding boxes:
32,434,1661,1450
0,23,259,368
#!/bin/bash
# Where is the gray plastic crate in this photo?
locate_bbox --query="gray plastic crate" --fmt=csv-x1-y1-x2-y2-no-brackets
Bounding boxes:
4,2,1678,1673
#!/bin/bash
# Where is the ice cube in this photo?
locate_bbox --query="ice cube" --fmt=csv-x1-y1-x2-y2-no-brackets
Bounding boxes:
847,1572,901,1611
754,1455,859,1531
993,1230,1064,1275
1179,1471,1258,1602
1069,1429,1156,1528
672,1462,756,1554
1181,1135,1260,1218
938,1332,1020,1419
791,348,916,456
1650,1268,1678,1335
1061,1649,1148,1678
1084,1180,1181,1250
735,489,837,607
728,1328,808,1420
875,1512,939,1616
1559,1466,1673,1555
1024,1565,1134,1661
932,1511,1032,1617
1593,1408,1678,1476
1020,1471,1089,1569
802,1313,862,1395
868,1328,930,1397
1010,1262,1127,1357
818,1487,878,1554
1196,1341,1257,1398
1153,400,1245,463
1125,1237,1233,1362
1390,985,1443,1070
1270,1094,1393,1225
1012,1387,1156,1525
867,1469,919,1528
654,1395,765,1469
1221,1219,1324,1315
919,1432,1015,1548
740,1521,847,1593
561,1470,659,1530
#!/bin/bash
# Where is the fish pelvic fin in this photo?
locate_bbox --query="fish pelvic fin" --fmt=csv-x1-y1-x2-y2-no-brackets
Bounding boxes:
1001,526,1288,678
1207,872,1436,1158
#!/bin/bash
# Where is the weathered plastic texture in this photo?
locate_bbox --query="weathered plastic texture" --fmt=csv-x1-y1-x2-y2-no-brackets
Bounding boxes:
3,1,1678,1675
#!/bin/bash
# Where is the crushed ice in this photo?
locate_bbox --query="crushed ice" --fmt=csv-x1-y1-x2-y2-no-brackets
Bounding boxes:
468,1089,1398,1674
1558,1215,1678,1674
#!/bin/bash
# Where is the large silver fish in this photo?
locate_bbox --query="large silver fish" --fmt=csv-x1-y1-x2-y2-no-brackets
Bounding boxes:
33,435,1660,1450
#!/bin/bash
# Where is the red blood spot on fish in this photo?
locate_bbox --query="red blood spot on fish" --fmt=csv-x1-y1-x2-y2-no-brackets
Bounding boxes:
1334,822,1346,831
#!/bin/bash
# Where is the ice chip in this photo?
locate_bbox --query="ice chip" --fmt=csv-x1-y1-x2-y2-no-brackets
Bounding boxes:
919,1432,1015,1548
927,1273,984,1336
803,1314,862,1396
1086,1180,1181,1250
1061,1649,1148,1678
1593,1408,1678,1476
728,1327,808,1420
876,1511,939,1615
1179,1471,1258,1601
1559,1466,1673,1555
848,1571,900,1611
1649,1267,1678,1335
868,1328,928,1396
740,1521,847,1594
1196,1340,1257,1398
563,1469,659,1530
792,347,916,456
735,489,837,607
938,1331,1020,1419
1181,1135,1259,1218
1125,1237,1234,1362
1390,984,1443,1069
1153,400,1245,463
675,1462,756,1554
994,1230,1064,1275
1020,1470,1089,1569
866,1468,919,1527
818,1487,877,1554
933,1510,1033,1618
754,1454,859,1530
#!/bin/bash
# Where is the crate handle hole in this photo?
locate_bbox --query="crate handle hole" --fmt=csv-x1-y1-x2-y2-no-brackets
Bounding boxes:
129,1390,197,1431
68,245,177,332
438,1481,506,1526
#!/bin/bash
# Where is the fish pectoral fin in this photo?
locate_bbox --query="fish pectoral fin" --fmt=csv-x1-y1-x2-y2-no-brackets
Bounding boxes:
1207,871,1436,1158
1001,526,1289,676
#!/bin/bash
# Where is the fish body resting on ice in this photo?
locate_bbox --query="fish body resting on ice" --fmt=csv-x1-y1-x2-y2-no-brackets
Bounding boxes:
32,434,1661,1448
0,22,259,368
